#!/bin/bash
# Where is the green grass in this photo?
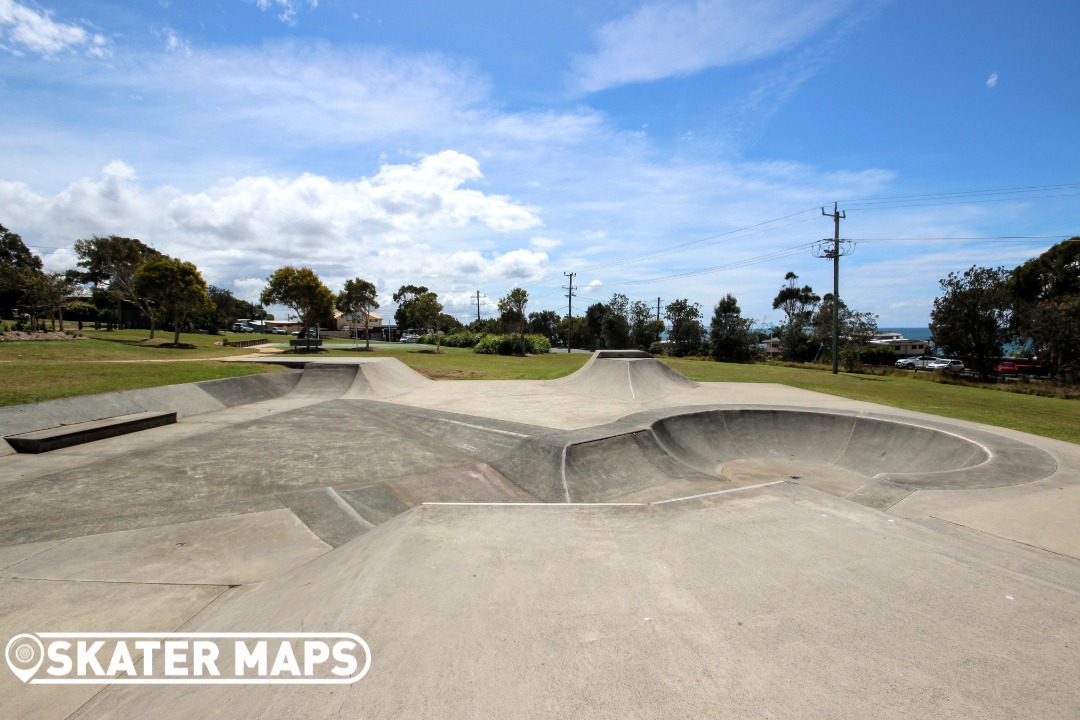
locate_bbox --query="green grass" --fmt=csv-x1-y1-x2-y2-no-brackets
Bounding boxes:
332,345,590,380
2,332,1077,445
0,329,283,405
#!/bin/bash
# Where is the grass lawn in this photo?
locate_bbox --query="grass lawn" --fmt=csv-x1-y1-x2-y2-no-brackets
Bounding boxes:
2,332,1077,445
0,329,284,406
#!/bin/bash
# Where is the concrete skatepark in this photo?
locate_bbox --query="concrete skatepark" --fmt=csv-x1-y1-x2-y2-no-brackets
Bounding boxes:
1,350,1079,718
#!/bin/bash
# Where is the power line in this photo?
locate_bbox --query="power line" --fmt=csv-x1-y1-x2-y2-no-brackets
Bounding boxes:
837,182,1080,207
849,234,1071,243
594,243,818,288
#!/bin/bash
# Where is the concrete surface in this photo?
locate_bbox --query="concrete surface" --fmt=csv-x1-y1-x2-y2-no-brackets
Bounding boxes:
0,351,1078,718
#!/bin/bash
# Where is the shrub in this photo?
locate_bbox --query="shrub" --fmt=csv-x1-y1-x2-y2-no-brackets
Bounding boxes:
473,333,551,355
474,335,509,354
441,331,482,348
523,334,551,354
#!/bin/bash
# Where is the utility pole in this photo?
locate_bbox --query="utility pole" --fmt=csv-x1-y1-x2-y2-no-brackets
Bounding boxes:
819,203,847,375
656,297,661,324
475,291,481,324
564,272,576,353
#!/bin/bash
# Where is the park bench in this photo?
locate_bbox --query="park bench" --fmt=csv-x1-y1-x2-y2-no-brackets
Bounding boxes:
290,338,324,351
4,411,177,453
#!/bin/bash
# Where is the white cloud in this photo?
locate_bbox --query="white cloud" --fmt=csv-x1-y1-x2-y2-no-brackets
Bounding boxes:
575,0,856,92
253,0,318,25
986,72,998,89
1,152,545,302
530,236,563,251
162,26,190,57
0,0,109,56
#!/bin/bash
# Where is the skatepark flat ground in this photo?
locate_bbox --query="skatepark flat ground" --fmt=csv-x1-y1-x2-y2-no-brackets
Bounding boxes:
1,353,1078,718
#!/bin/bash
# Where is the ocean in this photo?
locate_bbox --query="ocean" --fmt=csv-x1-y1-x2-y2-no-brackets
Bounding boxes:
881,327,931,341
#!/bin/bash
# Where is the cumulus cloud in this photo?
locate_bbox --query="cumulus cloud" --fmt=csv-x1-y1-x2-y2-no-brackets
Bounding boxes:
986,72,998,89
575,0,856,92
0,0,109,56
1,152,545,302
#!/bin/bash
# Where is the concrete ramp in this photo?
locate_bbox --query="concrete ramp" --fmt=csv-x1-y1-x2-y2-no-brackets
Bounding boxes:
546,350,698,402
339,358,432,399
289,364,361,398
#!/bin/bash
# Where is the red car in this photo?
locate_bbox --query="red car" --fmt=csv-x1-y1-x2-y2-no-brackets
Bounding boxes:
995,361,1033,375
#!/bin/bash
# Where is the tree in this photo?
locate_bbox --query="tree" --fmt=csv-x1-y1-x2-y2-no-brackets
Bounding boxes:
929,265,1012,381
1009,238,1080,380
0,224,43,318
709,294,758,363
260,266,334,338
438,313,464,334
583,302,608,350
74,235,162,336
392,285,430,329
206,286,269,334
405,291,443,350
664,298,705,357
629,300,662,351
811,294,879,371
772,272,819,362
498,287,529,354
133,257,213,345
15,270,53,330
336,278,380,351
601,293,630,349
527,310,561,345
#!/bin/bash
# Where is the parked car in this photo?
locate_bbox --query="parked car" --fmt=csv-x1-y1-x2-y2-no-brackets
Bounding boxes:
270,327,287,335
928,359,965,373
995,360,1033,374
400,334,420,343
895,355,941,369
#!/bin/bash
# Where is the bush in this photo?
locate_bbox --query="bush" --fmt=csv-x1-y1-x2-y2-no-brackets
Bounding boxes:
441,331,482,348
474,335,511,354
473,333,551,355
524,334,551,354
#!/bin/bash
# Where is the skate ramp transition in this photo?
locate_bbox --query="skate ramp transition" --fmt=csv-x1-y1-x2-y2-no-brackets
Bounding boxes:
0,359,431,451
546,349,698,401
494,406,1057,506
289,359,431,400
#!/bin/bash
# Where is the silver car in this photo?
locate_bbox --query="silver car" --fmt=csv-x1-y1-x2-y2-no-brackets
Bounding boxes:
928,359,965,373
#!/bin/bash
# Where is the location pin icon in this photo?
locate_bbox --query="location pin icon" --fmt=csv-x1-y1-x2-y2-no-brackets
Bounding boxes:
5,634,45,683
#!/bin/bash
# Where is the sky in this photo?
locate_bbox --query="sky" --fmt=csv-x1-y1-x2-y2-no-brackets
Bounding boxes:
1,0,1077,328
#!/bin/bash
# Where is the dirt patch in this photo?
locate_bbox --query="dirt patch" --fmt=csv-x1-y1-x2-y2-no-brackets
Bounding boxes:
0,331,85,342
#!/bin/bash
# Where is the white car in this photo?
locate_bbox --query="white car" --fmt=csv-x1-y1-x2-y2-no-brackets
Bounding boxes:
928,359,965,373
400,334,420,343
895,355,941,369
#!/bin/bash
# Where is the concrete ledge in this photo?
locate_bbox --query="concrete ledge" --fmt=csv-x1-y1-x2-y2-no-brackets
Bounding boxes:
4,411,177,453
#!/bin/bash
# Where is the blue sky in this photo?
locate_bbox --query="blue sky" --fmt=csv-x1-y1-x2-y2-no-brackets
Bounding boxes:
1,0,1077,327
